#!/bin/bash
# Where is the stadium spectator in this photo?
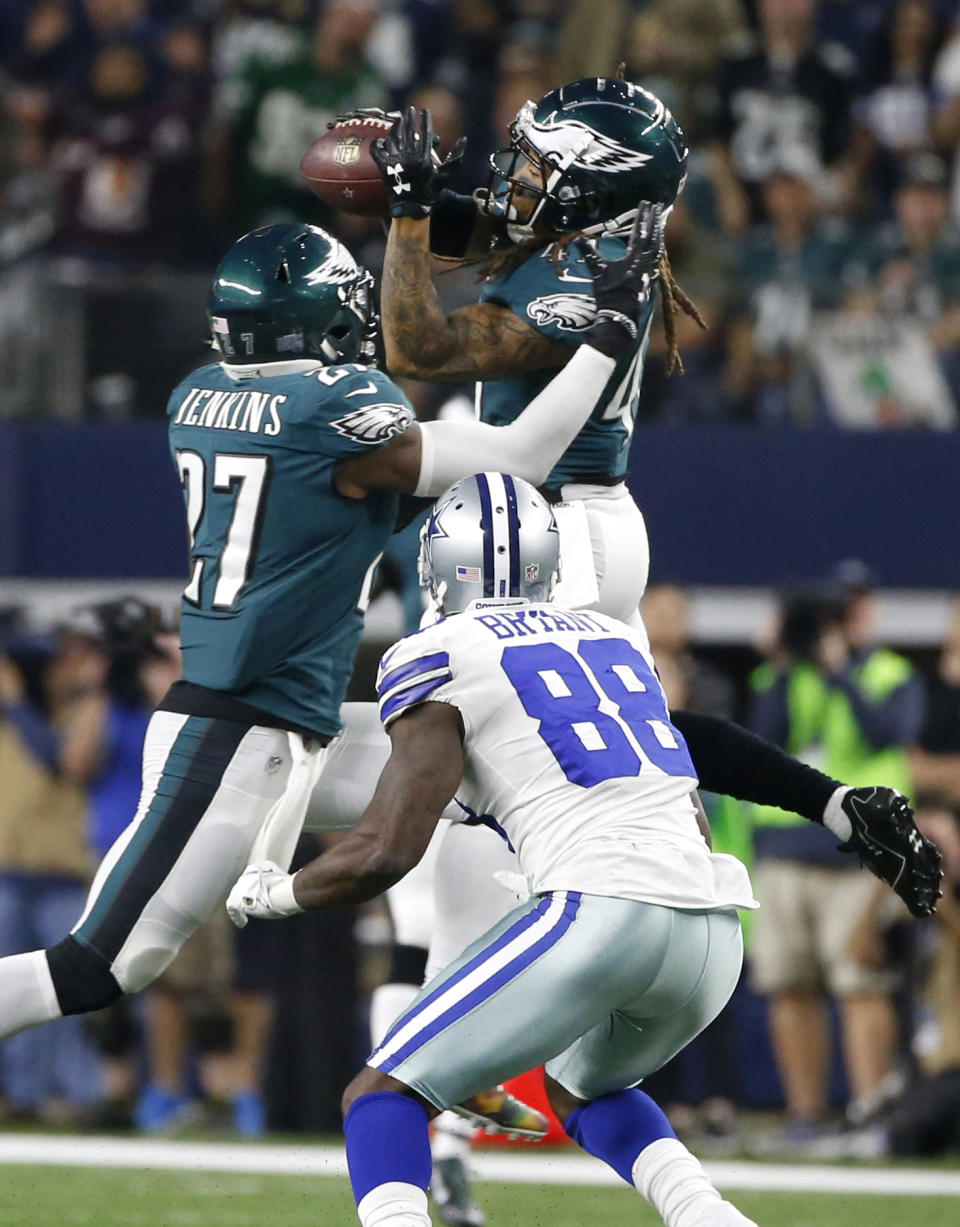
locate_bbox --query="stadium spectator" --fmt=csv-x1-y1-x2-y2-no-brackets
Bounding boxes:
639,199,734,422
214,0,388,232
45,37,206,264
642,584,737,719
853,0,950,210
932,15,960,223
0,621,107,1123
707,0,866,233
724,159,856,421
815,806,960,1158
911,595,960,816
628,0,747,142
746,574,926,1141
845,152,960,399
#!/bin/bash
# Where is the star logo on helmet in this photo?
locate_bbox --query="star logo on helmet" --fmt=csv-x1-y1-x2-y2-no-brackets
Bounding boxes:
426,494,455,541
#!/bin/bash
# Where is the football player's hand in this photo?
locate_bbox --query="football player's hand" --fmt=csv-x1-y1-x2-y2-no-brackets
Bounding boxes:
835,787,943,918
371,106,466,220
226,860,302,929
577,202,665,358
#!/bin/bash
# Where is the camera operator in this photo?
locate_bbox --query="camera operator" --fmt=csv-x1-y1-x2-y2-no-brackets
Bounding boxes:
745,570,926,1146
0,606,107,1122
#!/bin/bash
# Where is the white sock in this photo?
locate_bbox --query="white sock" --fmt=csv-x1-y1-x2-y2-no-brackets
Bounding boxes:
0,951,63,1039
432,1109,475,1161
632,1137,724,1227
357,1181,431,1227
369,982,420,1049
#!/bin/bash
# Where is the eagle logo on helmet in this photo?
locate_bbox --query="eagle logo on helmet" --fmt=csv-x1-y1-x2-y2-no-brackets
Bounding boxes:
530,115,656,174
304,237,361,286
526,293,596,331
331,402,413,444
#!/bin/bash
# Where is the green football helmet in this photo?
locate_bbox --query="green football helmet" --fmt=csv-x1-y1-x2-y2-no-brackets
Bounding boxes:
207,223,377,366
487,78,688,239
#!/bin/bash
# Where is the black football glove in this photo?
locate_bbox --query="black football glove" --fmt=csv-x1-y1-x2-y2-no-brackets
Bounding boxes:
576,202,665,358
838,787,943,918
371,106,467,220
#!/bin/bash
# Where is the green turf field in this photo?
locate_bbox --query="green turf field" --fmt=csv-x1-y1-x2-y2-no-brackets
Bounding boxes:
0,1166,954,1227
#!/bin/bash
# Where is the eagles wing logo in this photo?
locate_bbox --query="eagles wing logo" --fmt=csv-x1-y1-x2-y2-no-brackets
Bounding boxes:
527,293,596,331
305,237,360,286
331,402,413,445
525,110,655,174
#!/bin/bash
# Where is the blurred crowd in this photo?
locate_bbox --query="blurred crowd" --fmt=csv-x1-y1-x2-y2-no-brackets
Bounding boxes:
2,575,960,1154
2,0,960,423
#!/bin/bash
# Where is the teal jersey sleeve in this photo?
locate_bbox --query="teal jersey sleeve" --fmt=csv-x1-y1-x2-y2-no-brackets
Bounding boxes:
167,361,413,737
478,238,654,488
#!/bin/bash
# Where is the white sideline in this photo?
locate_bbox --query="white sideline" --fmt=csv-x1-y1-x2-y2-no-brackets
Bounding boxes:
0,1135,959,1197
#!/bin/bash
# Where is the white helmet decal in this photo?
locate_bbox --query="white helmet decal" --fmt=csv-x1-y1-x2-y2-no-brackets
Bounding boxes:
304,232,361,286
519,103,655,175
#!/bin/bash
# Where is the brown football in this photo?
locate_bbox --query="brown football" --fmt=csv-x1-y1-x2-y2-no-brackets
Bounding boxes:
300,116,392,216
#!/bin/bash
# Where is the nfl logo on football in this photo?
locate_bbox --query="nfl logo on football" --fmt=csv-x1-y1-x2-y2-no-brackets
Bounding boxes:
334,136,363,167
525,563,540,582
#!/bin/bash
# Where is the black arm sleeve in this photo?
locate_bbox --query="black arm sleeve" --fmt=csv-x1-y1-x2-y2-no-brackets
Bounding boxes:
672,709,840,822
429,190,480,258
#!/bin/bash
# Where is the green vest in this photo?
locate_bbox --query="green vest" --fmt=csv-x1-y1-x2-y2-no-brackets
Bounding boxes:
750,651,914,831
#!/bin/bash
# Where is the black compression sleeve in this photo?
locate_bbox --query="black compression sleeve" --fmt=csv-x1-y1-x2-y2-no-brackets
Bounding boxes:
429,189,480,257
672,709,840,822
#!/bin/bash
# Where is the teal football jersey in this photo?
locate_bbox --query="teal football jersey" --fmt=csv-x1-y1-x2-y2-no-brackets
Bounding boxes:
167,361,412,737
479,237,654,488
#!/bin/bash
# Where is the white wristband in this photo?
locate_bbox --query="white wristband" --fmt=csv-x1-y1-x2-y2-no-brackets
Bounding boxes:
268,872,303,915
823,786,853,842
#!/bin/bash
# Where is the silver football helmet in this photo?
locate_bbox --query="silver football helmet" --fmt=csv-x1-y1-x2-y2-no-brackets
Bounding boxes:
419,473,560,616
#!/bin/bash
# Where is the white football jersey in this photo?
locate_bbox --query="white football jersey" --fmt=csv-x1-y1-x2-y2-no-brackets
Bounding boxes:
376,600,756,912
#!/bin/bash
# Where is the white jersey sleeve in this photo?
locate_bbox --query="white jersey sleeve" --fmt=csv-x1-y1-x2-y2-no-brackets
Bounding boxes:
376,626,459,730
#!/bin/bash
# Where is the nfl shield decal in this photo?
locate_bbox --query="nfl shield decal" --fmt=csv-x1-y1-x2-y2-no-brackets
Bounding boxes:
334,136,363,167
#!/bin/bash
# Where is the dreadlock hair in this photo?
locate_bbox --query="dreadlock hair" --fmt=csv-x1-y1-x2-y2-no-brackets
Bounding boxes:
468,229,707,377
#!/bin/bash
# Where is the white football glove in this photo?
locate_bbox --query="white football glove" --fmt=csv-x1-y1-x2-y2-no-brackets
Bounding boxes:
226,860,302,929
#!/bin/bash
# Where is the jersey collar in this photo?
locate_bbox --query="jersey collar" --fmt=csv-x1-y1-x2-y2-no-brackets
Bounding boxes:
220,359,326,380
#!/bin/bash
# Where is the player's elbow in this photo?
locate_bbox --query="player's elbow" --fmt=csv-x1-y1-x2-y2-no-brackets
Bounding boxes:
364,843,421,890
384,331,458,381
384,343,426,380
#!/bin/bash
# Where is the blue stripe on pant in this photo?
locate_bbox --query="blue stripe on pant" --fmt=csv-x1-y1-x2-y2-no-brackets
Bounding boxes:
370,890,581,1075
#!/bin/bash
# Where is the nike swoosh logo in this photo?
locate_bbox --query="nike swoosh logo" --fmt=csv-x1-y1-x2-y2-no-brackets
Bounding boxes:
346,381,380,397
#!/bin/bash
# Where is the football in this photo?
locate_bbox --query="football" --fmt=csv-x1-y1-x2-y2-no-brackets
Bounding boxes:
300,116,392,216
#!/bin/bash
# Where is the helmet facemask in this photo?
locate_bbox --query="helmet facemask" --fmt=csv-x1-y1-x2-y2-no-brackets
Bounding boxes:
319,269,379,364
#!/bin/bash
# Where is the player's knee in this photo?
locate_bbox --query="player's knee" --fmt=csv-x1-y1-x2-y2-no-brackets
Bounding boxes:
46,935,122,1015
544,1073,585,1126
341,1068,410,1120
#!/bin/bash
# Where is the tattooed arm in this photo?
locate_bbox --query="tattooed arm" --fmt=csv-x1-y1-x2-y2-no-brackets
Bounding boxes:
382,217,571,383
